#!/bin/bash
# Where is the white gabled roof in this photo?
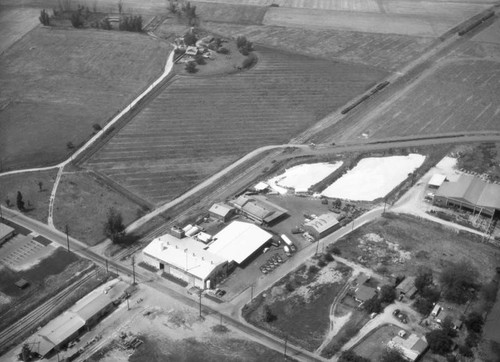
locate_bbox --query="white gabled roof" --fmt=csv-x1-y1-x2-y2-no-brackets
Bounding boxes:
209,221,272,264
143,234,225,280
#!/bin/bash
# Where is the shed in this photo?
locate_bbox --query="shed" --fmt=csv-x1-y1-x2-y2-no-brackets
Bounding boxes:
0,222,15,245
209,203,235,222
303,213,340,240
15,278,29,289
428,174,446,188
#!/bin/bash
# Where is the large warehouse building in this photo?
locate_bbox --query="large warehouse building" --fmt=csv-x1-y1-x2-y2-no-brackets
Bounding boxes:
433,174,500,217
142,221,273,288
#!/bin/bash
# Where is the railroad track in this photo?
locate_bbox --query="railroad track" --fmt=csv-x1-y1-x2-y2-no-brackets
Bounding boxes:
0,268,99,354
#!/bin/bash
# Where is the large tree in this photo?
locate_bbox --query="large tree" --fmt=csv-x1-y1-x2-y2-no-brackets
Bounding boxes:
440,260,479,304
104,207,125,243
379,285,397,304
464,312,484,333
16,191,25,211
415,267,433,291
426,329,453,355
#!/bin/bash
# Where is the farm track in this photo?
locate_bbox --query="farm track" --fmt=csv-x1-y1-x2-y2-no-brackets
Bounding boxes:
0,268,98,354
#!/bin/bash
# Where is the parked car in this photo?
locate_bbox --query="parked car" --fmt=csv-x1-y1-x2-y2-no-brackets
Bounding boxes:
260,266,268,274
393,309,400,316
215,289,226,297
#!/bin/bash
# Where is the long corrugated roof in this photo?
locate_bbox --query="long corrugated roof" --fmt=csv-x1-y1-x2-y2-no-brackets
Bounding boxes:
304,213,339,233
209,221,272,264
436,175,500,210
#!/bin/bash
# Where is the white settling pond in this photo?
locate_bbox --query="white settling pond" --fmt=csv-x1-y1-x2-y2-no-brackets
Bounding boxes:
321,154,426,201
268,162,343,194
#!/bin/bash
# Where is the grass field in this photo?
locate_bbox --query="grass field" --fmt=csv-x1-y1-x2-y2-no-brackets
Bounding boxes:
333,214,500,283
53,171,144,245
0,169,57,222
243,260,352,351
85,47,386,205
203,22,433,72
352,324,401,361
0,26,169,171
0,7,40,54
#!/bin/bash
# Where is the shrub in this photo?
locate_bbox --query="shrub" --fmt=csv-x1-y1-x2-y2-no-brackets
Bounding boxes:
242,53,257,69
217,47,229,54
211,324,229,334
317,259,327,268
194,54,205,65
67,141,75,149
101,17,112,30
465,331,480,348
413,297,434,315
263,305,277,323
440,260,479,304
240,48,249,56
328,246,341,255
185,61,197,73
119,15,143,32
70,13,84,28
458,345,473,357
379,285,396,304
308,265,319,275
285,282,295,292
426,329,453,355
236,36,248,49
363,296,382,314
92,123,102,131
464,312,484,333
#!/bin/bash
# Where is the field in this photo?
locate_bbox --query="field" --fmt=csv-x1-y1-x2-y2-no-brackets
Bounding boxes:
53,171,145,246
333,214,500,283
242,260,352,351
85,47,386,205
0,26,170,171
203,22,433,72
0,7,40,54
0,169,58,222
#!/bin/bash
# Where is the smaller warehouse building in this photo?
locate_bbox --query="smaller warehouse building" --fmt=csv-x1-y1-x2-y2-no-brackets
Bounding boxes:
25,280,128,358
428,174,446,189
231,195,288,225
209,203,235,222
0,222,15,245
388,333,428,361
303,213,340,240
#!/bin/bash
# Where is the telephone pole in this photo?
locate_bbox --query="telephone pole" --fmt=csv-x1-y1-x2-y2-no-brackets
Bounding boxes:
131,255,136,285
283,335,288,358
65,224,70,252
199,291,202,318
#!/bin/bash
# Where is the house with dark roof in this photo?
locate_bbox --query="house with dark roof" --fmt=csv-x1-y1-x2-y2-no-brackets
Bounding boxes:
396,276,418,299
433,174,500,217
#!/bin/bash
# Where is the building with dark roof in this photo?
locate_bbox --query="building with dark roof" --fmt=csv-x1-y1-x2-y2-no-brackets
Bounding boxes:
354,285,377,304
303,213,340,240
231,195,288,225
209,203,235,222
396,276,418,299
433,174,500,217
388,333,428,361
0,222,15,245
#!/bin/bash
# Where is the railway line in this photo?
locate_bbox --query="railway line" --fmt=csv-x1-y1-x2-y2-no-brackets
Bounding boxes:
0,267,99,354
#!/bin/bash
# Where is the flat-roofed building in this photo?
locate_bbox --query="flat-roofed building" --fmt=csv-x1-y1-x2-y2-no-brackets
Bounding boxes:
433,174,500,217
303,213,340,240
428,174,446,189
142,234,227,289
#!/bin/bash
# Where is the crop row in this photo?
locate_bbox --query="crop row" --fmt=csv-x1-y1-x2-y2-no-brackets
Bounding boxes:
87,48,385,205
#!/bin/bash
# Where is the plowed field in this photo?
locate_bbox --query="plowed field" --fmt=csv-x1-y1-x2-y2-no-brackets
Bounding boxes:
86,48,387,205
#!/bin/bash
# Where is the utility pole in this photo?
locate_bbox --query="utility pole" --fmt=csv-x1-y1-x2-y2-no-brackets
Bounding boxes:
126,293,130,310
315,239,320,255
131,255,136,285
65,224,70,252
283,335,288,358
220,313,223,326
105,259,109,274
199,291,202,318
0,205,3,220
250,284,254,300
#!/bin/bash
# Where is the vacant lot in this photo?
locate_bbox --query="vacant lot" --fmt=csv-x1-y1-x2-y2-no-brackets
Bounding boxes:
352,324,402,360
203,22,433,72
0,169,57,222
333,214,500,283
0,27,169,171
243,260,352,351
53,171,144,245
85,47,386,205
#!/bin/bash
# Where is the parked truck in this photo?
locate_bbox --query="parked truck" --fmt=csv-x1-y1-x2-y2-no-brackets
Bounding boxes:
281,234,297,253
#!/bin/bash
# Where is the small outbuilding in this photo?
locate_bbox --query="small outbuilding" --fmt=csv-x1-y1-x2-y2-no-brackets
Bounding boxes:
209,203,235,222
0,223,15,245
15,278,29,289
428,174,447,189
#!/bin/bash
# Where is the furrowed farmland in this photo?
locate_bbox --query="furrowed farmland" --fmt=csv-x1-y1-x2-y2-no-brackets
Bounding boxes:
85,48,387,205
0,27,170,171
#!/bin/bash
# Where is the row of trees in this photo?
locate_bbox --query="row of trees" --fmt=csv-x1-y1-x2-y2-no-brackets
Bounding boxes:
168,1,198,26
363,285,397,314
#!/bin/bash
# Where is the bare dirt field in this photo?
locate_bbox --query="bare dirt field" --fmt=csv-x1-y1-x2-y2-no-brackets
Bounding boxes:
53,171,144,246
0,7,40,54
243,259,352,351
74,284,293,362
0,169,57,222
333,213,500,284
85,47,386,206
202,22,434,72
0,26,169,171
